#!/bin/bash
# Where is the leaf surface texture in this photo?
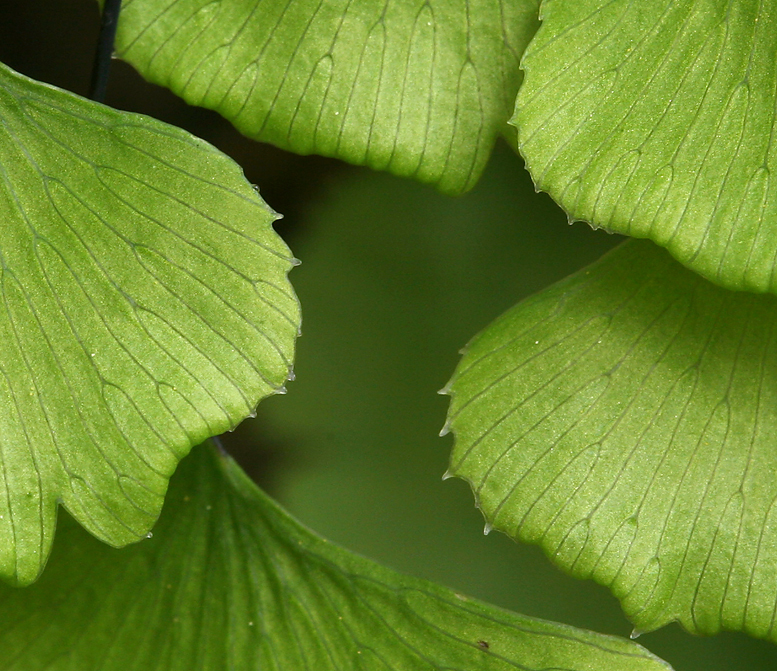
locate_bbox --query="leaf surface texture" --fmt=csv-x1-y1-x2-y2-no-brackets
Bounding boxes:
0,442,672,671
115,0,539,194
447,239,777,639
0,62,298,585
515,0,777,293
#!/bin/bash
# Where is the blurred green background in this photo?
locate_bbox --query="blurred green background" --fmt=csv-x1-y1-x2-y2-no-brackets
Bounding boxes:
3,2,777,669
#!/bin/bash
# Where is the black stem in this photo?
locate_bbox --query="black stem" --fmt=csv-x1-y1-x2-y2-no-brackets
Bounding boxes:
89,0,123,102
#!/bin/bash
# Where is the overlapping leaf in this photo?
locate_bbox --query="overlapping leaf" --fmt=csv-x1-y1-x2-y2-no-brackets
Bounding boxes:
514,0,777,293
446,239,777,640
0,62,298,585
0,441,672,671
113,0,539,194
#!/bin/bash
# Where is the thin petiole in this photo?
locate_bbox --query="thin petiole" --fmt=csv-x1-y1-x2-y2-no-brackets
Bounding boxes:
89,0,123,102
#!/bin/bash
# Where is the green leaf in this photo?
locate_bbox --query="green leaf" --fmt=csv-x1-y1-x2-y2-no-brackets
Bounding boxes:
446,239,777,640
113,0,539,194
514,0,777,293
0,441,672,671
0,62,299,585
